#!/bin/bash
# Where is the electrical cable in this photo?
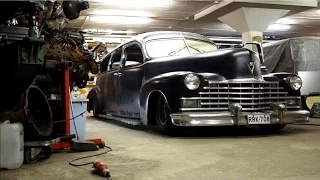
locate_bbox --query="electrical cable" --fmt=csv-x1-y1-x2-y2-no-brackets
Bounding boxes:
69,90,79,140
69,146,112,167
52,110,88,124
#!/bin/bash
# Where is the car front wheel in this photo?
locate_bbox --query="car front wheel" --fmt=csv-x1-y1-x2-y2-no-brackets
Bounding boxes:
156,95,178,135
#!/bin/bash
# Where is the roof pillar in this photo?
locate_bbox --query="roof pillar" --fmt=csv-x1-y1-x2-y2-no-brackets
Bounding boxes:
192,0,318,51
218,7,290,51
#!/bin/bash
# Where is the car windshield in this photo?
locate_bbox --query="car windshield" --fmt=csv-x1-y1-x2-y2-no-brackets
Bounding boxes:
145,38,218,58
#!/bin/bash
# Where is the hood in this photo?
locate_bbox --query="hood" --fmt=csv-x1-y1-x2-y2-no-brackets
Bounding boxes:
145,48,262,80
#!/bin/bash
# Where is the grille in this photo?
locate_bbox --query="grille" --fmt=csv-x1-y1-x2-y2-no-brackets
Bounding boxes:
199,81,288,112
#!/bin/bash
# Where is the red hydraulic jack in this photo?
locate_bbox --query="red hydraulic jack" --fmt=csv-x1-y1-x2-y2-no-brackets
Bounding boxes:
23,63,106,164
51,62,105,150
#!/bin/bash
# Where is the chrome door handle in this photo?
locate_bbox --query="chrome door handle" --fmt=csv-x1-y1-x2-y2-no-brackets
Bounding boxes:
113,72,123,77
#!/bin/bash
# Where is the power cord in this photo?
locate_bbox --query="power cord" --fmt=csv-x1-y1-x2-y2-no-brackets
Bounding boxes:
51,111,112,167
70,92,79,140
69,146,112,167
52,111,88,124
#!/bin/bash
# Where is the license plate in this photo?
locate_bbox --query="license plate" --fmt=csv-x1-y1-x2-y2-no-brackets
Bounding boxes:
247,114,271,124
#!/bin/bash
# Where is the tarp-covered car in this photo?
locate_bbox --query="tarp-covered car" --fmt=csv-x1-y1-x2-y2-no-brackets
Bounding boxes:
263,37,320,111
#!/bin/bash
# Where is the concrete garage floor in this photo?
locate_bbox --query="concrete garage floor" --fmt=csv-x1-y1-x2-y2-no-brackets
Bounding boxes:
1,116,320,180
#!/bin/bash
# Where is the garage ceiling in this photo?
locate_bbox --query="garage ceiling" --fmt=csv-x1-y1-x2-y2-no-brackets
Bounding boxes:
66,0,320,38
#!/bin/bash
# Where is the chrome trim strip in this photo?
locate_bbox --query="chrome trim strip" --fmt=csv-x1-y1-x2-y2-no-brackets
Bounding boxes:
200,102,229,105
170,110,310,127
179,103,300,111
242,107,269,111
199,92,287,95
203,87,284,90
181,97,298,100
208,81,279,84
97,114,142,125
180,107,229,111
201,101,277,106
179,107,270,111
180,107,272,111
286,106,301,109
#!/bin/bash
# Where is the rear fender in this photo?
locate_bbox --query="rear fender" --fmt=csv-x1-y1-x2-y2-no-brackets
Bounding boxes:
87,87,103,112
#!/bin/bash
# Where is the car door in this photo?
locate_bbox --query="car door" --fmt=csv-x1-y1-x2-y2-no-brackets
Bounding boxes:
104,47,124,116
96,53,111,113
116,42,145,118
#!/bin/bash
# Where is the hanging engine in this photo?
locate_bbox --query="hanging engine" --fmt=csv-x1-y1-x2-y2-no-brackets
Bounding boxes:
0,0,95,138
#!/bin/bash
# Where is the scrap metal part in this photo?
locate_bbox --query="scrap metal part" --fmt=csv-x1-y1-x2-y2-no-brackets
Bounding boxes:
0,85,53,137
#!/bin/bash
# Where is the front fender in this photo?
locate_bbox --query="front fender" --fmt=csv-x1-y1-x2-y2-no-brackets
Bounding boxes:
140,71,202,125
263,72,301,96
87,86,103,112
139,71,227,125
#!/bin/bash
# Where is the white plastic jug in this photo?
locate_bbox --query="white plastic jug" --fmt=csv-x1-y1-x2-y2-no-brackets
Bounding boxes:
0,120,24,170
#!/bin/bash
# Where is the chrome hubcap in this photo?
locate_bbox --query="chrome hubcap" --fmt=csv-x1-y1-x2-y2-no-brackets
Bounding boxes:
158,96,170,125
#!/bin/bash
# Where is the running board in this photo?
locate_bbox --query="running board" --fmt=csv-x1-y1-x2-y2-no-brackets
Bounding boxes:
97,114,142,126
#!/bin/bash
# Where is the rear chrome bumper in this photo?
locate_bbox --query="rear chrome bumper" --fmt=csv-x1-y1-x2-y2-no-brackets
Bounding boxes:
170,103,310,126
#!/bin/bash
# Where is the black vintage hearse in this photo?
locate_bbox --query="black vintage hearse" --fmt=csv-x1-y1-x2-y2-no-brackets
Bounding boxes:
88,31,309,134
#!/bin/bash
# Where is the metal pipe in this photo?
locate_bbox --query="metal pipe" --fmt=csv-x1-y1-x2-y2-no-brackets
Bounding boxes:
62,67,71,134
46,60,73,69
45,60,57,69
46,1,54,20
35,75,53,82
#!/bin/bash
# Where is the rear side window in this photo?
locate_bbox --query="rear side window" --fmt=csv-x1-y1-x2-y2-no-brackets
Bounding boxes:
123,43,143,67
109,48,123,70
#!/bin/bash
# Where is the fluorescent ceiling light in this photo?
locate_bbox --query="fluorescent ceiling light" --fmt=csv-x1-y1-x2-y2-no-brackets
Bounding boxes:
90,9,151,17
109,30,134,34
89,16,151,24
275,18,295,24
83,29,134,34
266,24,291,31
106,0,171,7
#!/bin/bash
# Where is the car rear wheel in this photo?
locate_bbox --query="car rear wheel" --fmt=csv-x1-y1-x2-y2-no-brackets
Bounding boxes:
156,94,179,135
259,124,286,132
91,98,99,117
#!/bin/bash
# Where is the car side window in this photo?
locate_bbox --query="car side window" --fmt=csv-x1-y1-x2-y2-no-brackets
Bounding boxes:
123,43,143,67
109,48,123,71
100,54,111,73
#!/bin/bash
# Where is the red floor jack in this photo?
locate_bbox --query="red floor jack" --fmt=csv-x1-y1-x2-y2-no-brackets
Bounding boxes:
24,64,106,163
23,134,106,164
24,64,111,180
24,140,53,164
49,66,106,150
23,134,76,164
58,63,105,150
